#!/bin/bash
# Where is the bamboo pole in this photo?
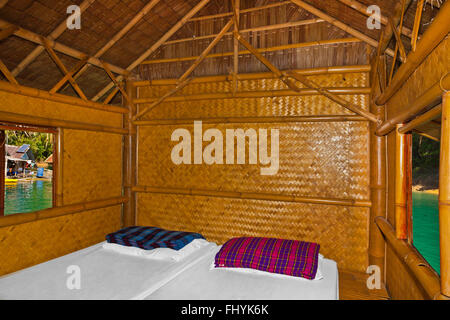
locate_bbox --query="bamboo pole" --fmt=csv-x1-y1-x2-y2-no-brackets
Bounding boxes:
55,128,64,207
134,115,368,126
132,186,372,208
0,19,128,76
133,65,371,86
336,0,413,38
0,109,127,135
142,38,361,64
0,196,128,228
378,0,413,57
376,73,450,135
0,25,17,41
232,0,240,95
164,19,324,45
134,87,371,104
411,0,425,52
395,124,408,240
375,217,445,300
11,0,96,77
439,92,450,297
91,0,211,102
133,19,234,120
122,80,137,228
0,80,128,114
0,0,9,9
50,57,89,94
189,1,290,22
388,17,407,63
0,59,18,85
398,104,442,134
376,0,450,105
369,56,387,281
289,0,395,57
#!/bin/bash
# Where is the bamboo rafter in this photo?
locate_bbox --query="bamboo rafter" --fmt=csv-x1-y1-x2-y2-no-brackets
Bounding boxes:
102,62,134,109
50,57,89,94
0,25,17,41
91,0,211,102
11,0,97,77
133,18,234,121
388,0,408,84
411,0,425,51
388,17,407,63
232,0,240,95
0,0,8,9
0,59,18,85
289,0,395,57
233,30,379,123
0,19,128,76
41,38,87,101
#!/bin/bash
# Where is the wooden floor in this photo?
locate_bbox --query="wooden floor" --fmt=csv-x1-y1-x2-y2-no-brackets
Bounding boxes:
339,270,390,300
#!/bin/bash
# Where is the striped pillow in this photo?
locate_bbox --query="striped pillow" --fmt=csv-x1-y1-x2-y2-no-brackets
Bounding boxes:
214,237,320,280
106,226,204,251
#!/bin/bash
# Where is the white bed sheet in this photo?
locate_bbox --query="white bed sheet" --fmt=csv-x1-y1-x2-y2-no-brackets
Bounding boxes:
146,246,339,300
0,241,217,300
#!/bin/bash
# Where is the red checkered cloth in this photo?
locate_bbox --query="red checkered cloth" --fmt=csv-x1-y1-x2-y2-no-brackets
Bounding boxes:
214,237,320,280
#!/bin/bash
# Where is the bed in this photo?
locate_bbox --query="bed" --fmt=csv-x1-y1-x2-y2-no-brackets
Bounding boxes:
0,240,339,300
145,245,339,300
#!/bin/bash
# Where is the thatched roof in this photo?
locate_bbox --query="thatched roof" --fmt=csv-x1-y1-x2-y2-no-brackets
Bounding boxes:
0,0,444,103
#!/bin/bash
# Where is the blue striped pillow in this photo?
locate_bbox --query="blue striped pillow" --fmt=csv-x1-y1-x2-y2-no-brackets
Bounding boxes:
106,226,205,251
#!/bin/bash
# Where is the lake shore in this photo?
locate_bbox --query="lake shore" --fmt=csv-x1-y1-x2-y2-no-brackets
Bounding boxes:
413,185,439,194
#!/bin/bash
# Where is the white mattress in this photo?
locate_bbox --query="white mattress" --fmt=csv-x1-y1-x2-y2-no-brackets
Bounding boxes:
0,241,218,300
146,246,339,300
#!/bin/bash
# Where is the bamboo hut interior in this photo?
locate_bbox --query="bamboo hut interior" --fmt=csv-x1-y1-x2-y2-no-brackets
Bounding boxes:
0,0,449,300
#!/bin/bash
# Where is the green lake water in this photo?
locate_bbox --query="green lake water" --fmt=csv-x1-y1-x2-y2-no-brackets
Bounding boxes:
4,181,53,215
412,191,440,274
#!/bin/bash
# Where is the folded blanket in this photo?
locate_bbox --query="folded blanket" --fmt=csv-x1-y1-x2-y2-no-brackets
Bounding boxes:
106,226,205,251
214,237,320,280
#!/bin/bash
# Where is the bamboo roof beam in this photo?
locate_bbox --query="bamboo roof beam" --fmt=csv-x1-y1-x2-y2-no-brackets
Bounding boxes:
0,0,8,9
64,0,161,90
102,62,134,109
142,38,361,65
388,16,407,63
91,0,211,102
189,1,290,22
336,0,413,38
0,19,128,76
290,0,395,57
134,87,370,104
376,0,450,105
397,104,442,134
411,0,425,51
378,0,413,57
0,59,18,85
11,0,96,77
133,65,371,86
388,0,408,83
133,18,234,120
164,19,324,45
50,57,89,94
233,31,379,123
0,25,17,41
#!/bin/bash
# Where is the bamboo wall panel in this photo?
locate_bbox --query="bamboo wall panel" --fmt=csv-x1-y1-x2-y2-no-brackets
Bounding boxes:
138,122,370,200
63,130,123,205
137,193,369,272
0,205,121,276
137,72,369,120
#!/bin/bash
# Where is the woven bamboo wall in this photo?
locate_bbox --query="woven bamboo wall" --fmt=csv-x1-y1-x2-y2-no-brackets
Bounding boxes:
0,91,123,276
384,38,450,299
136,70,371,273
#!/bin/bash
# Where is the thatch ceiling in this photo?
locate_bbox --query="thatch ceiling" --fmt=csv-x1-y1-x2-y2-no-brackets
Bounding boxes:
0,0,444,103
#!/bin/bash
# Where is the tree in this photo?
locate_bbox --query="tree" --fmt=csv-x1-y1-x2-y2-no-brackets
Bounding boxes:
5,130,53,161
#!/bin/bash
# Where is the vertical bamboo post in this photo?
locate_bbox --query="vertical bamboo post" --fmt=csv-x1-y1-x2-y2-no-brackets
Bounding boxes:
439,92,450,297
395,124,408,239
0,130,5,216
122,80,137,227
55,128,64,207
369,57,387,280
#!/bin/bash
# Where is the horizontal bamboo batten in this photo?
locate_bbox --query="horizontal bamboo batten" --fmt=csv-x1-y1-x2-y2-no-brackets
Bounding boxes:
0,196,128,228
0,20,128,76
141,38,361,65
0,110,127,135
398,104,442,134
0,80,128,114
132,186,372,208
375,0,450,105
134,115,368,126
376,73,450,136
133,65,371,87
375,217,446,300
134,87,370,104
188,1,290,22
164,18,325,45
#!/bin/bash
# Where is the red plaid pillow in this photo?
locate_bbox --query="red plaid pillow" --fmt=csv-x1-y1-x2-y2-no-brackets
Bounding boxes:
214,237,320,280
